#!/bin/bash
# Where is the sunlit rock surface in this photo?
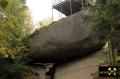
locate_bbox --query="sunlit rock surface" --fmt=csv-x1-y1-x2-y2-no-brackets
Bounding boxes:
28,9,106,63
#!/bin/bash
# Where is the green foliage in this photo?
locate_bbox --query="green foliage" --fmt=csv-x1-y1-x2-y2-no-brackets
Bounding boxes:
111,30,120,50
0,0,34,78
92,0,120,63
92,0,120,38
0,0,8,9
0,57,38,79
0,0,32,57
116,56,120,62
92,0,120,46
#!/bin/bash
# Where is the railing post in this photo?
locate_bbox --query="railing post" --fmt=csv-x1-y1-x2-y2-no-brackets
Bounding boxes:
52,0,54,21
81,0,84,8
70,0,72,15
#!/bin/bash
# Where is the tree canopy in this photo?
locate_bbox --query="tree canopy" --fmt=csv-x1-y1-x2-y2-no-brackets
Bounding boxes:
92,0,120,62
0,0,35,79
0,0,33,57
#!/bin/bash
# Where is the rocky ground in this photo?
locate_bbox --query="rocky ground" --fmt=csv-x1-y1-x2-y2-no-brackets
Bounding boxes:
29,48,106,79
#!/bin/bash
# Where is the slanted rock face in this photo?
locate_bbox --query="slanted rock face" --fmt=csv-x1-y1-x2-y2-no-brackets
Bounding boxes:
28,9,106,63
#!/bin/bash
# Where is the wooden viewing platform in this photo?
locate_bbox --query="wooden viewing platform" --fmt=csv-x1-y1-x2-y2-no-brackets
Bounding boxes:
53,0,85,16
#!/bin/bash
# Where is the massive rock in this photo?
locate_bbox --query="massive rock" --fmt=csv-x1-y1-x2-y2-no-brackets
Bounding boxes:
28,9,106,63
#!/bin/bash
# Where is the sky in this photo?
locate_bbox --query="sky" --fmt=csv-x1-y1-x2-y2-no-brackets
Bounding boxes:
26,0,65,25
26,0,96,25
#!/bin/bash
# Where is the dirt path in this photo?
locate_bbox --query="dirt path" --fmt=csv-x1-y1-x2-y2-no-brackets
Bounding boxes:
33,49,105,79
54,50,104,79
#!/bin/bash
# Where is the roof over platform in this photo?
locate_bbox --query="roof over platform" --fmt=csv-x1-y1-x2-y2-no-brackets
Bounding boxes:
53,0,85,16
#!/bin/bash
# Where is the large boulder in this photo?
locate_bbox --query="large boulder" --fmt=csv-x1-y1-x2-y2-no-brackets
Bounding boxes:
28,9,106,63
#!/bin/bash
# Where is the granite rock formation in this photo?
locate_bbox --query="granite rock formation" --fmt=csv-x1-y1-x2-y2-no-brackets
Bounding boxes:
28,9,106,63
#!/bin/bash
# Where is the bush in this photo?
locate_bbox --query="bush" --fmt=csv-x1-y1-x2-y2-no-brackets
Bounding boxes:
0,54,38,79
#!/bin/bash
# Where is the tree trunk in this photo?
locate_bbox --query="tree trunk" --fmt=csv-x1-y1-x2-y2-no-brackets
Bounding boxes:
108,40,112,65
111,40,115,62
108,25,115,64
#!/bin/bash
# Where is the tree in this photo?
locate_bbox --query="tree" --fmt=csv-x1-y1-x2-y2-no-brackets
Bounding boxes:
0,0,33,57
0,0,8,10
39,18,53,28
92,0,120,63
0,1,36,79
